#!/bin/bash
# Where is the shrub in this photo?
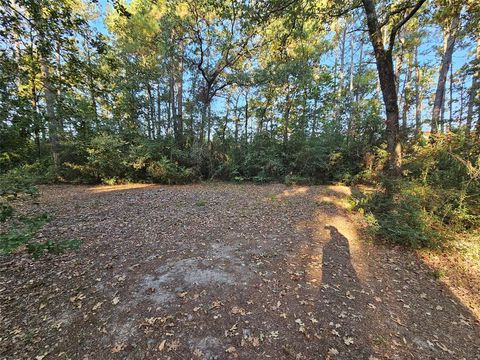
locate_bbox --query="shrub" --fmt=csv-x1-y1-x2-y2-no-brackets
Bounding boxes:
284,175,313,186
0,213,51,255
356,182,433,248
147,157,197,184
86,133,131,183
0,166,40,223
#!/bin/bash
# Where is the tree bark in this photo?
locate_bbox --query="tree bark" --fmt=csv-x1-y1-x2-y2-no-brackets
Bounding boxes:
414,45,422,136
42,61,61,176
283,87,291,144
466,37,480,135
244,92,249,143
146,83,154,139
401,52,413,137
362,0,403,174
432,12,460,133
176,53,184,147
169,71,177,138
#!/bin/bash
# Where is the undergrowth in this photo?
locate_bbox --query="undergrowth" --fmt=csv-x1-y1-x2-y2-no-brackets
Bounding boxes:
353,134,480,249
0,169,81,257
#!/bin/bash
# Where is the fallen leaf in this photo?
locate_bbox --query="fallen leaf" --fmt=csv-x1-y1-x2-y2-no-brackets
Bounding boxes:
92,301,103,311
328,348,339,355
225,346,237,353
111,343,125,353
193,349,204,358
158,340,166,351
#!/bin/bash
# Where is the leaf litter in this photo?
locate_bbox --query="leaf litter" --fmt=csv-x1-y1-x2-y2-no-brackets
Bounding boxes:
0,183,478,359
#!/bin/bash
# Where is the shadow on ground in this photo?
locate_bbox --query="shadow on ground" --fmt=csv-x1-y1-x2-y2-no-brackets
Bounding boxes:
0,184,478,359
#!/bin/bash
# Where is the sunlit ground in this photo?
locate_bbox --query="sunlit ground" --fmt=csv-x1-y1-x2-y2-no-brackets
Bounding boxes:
305,186,368,284
287,184,479,320
419,234,480,319
82,183,480,318
87,183,157,193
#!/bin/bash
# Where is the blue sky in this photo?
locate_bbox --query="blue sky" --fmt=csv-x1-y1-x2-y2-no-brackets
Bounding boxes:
89,0,476,127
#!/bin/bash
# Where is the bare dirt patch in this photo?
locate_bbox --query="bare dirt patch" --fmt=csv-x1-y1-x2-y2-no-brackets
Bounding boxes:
1,183,479,359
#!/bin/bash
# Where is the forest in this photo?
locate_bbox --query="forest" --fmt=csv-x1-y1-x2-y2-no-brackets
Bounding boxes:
2,0,480,246
1,0,480,358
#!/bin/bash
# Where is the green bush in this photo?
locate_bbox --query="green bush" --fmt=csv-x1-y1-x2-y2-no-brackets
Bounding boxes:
356,181,433,248
0,166,40,223
147,157,197,184
86,133,132,183
284,175,313,186
0,213,51,255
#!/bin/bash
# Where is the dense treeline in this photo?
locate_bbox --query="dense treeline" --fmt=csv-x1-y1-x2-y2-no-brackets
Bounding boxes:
1,0,480,246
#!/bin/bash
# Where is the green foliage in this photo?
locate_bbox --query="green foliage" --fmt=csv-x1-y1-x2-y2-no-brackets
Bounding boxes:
0,166,41,223
284,175,313,186
356,180,434,248
355,134,480,249
147,157,197,184
0,204,14,222
0,213,51,255
27,239,82,259
86,133,131,183
0,167,40,198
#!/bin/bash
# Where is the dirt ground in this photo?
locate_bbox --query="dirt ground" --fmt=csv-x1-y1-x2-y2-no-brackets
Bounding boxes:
1,183,479,360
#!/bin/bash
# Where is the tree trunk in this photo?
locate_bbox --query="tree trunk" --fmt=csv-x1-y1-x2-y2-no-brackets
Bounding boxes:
244,92,249,143
466,37,480,135
84,32,98,128
414,45,422,136
146,83,154,139
156,81,162,138
362,0,402,175
176,53,184,147
234,94,240,143
448,63,453,132
283,88,291,144
401,52,412,137
338,24,347,96
432,13,460,133
42,61,61,176
222,95,230,145
207,100,212,145
169,72,177,138
347,33,355,143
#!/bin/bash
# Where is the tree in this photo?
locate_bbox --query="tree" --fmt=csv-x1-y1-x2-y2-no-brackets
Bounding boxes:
431,2,462,134
361,0,426,174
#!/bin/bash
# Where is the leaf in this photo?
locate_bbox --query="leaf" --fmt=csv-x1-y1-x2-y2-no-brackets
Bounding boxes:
111,343,125,353
193,349,204,358
343,336,354,346
225,346,237,353
158,340,166,351
112,296,120,305
92,301,103,311
328,348,339,355
167,339,180,352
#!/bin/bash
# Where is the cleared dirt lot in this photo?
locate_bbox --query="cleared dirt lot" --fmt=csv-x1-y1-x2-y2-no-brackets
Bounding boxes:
1,183,479,359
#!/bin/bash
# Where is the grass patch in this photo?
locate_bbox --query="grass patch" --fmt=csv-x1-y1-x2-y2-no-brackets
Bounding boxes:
431,268,447,279
0,213,52,255
27,239,82,259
